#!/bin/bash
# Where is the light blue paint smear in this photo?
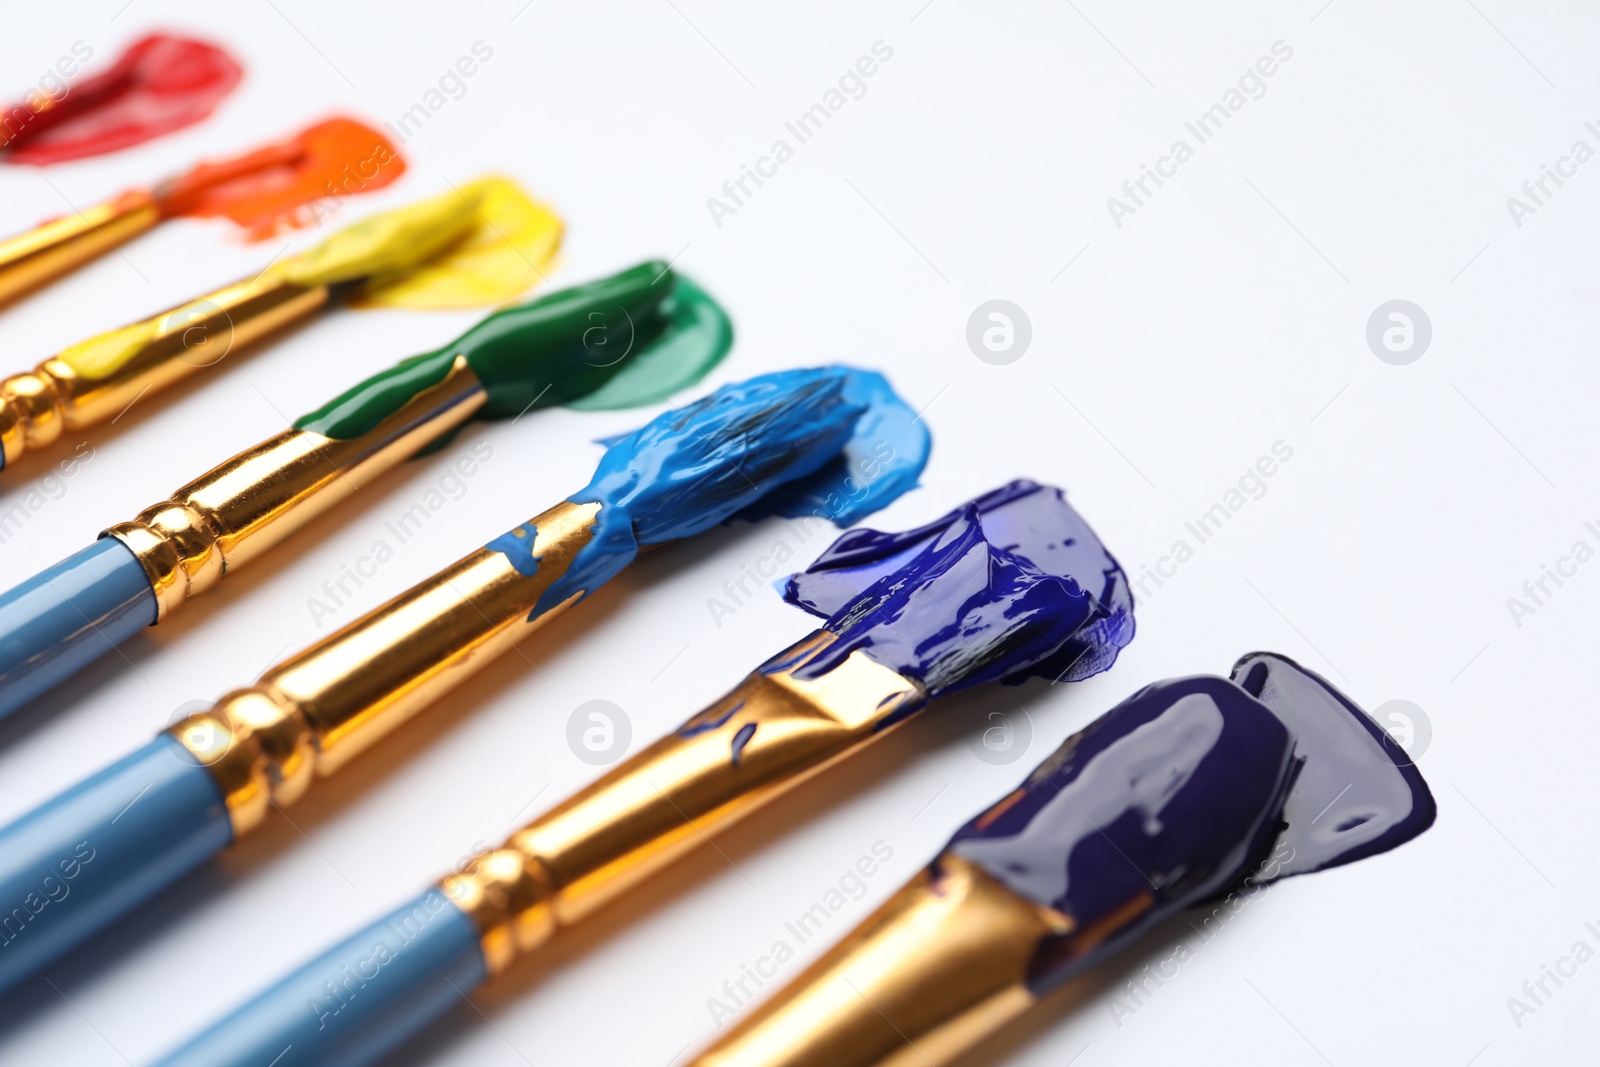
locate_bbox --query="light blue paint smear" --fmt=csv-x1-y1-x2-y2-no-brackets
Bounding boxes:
484,366,931,618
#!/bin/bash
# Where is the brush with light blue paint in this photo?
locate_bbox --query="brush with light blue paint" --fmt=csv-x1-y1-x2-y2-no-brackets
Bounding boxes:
0,365,930,998
151,480,1134,1067
0,259,732,721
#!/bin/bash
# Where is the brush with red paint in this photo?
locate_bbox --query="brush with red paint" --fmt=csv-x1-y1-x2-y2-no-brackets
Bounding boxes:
0,33,241,164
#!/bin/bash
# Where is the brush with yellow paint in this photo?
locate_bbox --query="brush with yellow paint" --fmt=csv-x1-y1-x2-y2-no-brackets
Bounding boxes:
0,256,734,719
0,175,562,475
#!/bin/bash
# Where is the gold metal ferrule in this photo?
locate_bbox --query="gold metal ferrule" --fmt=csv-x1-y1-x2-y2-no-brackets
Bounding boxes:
0,271,328,468
691,854,1071,1067
105,356,485,620
0,191,161,308
440,631,930,976
164,499,601,836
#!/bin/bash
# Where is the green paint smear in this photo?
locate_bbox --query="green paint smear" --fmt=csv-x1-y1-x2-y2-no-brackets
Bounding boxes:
294,260,734,440
295,347,458,441
566,275,732,411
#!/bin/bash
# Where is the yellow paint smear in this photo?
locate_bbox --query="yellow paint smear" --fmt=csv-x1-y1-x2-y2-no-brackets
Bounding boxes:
357,176,563,310
53,317,162,381
54,178,561,381
267,184,483,289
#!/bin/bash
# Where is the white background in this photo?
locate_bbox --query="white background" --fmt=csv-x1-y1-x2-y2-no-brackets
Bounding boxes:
0,3,1594,1065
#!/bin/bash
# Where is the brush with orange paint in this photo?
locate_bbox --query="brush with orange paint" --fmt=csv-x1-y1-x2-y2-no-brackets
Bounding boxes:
0,115,405,308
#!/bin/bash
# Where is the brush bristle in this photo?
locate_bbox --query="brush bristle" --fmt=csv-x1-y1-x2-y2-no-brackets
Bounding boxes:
784,481,1134,700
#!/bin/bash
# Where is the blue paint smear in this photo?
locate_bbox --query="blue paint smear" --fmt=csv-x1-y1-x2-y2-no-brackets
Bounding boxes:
680,702,742,738
486,524,540,577
782,480,1134,701
483,366,930,618
729,722,757,766
945,656,1436,994
732,369,929,528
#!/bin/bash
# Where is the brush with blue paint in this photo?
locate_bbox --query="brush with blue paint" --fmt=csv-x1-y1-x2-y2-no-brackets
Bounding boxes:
0,259,733,721
149,479,1135,1067
688,652,1437,1067
0,365,930,997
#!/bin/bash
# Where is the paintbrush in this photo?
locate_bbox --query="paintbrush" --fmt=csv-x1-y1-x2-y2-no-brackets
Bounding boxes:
0,34,240,165
0,259,732,720
0,174,562,474
0,115,393,307
688,652,1437,1067
0,365,931,997
148,479,1135,1067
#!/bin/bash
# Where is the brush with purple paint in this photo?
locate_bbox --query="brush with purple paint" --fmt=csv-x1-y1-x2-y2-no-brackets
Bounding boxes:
150,479,1135,1067
688,652,1436,1067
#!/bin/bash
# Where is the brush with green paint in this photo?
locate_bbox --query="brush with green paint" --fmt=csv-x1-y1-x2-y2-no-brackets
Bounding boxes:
0,260,733,720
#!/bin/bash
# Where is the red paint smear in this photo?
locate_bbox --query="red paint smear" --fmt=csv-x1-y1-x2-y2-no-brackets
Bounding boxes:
2,34,242,165
154,117,406,239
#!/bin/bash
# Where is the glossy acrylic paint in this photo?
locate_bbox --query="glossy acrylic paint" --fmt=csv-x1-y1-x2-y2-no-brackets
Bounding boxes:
784,480,1134,698
296,260,728,437
155,117,405,238
354,176,560,309
946,655,1436,992
1230,651,1436,877
1,35,241,164
486,366,932,617
565,274,734,411
268,175,559,310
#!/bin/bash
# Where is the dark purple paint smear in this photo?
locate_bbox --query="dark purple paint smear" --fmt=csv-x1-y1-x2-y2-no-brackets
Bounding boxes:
782,480,1134,706
946,655,1436,993
729,722,757,766
679,703,741,738
1230,651,1436,877
949,676,1295,991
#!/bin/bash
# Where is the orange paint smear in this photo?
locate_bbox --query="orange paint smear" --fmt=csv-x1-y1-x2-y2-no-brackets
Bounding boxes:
2,34,242,164
154,117,406,240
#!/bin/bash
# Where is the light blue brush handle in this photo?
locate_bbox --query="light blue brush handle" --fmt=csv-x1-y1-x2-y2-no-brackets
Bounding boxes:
154,890,488,1067
0,536,156,719
0,735,230,993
